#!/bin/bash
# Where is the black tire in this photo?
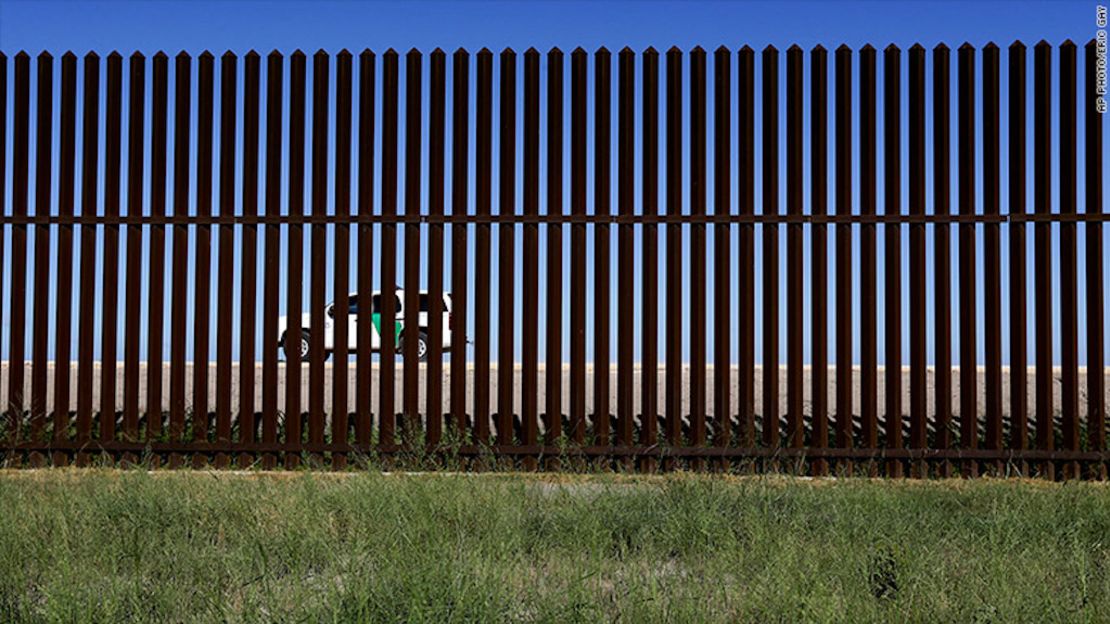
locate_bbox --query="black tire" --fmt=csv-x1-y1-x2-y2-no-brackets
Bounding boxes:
397,330,430,362
282,329,312,362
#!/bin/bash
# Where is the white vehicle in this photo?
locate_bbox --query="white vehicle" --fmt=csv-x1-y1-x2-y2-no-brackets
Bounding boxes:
278,289,454,362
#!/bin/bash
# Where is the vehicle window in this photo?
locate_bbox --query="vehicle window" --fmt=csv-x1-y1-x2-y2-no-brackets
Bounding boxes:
347,294,359,314
418,294,448,312
369,294,403,314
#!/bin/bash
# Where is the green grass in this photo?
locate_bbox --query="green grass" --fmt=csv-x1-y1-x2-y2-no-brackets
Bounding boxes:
0,472,1107,623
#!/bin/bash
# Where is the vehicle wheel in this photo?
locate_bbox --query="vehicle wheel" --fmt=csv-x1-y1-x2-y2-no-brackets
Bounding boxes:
283,329,312,362
398,330,430,362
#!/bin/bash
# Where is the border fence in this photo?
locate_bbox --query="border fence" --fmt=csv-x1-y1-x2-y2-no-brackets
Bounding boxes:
0,41,1105,477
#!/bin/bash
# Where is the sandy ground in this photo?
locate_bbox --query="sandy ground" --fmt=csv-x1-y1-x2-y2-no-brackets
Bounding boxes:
2,361,1106,424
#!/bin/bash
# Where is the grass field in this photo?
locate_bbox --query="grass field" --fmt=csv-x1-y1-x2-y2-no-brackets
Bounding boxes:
0,472,1107,623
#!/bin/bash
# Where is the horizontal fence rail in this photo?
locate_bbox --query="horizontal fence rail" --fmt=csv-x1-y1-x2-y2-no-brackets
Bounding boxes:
0,41,1104,477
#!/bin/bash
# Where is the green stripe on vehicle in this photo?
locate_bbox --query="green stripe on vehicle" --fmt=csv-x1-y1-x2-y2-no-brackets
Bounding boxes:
370,313,404,341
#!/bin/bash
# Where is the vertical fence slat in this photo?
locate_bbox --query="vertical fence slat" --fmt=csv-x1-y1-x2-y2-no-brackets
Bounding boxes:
810,44,828,476
593,47,611,448
957,43,978,478
215,51,237,469
1034,41,1054,479
545,47,564,463
522,48,540,468
713,45,731,468
192,52,214,465
8,52,27,438
284,50,306,467
76,52,99,463
687,46,707,469
908,44,927,476
8,53,29,437
1059,41,1079,479
617,47,634,467
664,46,682,467
569,48,586,447
30,52,54,466
449,49,468,441
146,53,168,451
426,48,446,449
261,51,283,468
332,49,352,468
168,52,190,467
53,52,77,465
982,43,1003,474
99,52,123,448
1085,39,1106,478
859,45,877,469
355,50,374,452
497,48,516,451
473,48,492,447
121,51,143,461
882,44,903,478
689,47,707,469
762,45,780,456
933,44,952,477
1008,42,1028,473
308,50,328,464
737,46,755,450
238,51,260,467
640,47,659,470
786,45,803,457
834,45,853,471
403,48,421,440
379,49,399,453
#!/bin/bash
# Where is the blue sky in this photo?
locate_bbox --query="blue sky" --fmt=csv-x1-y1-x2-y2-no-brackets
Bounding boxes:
0,0,1106,366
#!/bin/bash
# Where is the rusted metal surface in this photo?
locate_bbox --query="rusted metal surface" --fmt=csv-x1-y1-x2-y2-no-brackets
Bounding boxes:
983,44,1002,474
809,45,827,476
786,45,803,455
498,48,516,451
262,51,283,469
523,48,539,469
332,49,352,468
403,49,421,441
1034,41,1054,479
239,51,260,464
933,44,952,477
908,45,926,476
761,45,779,455
640,47,659,471
859,45,877,470
545,48,564,462
958,43,978,477
426,48,446,449
834,45,852,470
450,48,468,440
664,46,682,468
713,45,731,469
1008,42,1028,474
1059,41,1079,479
0,41,1103,479
593,47,611,449
216,51,236,468
883,44,902,478
30,52,54,467
688,47,706,470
